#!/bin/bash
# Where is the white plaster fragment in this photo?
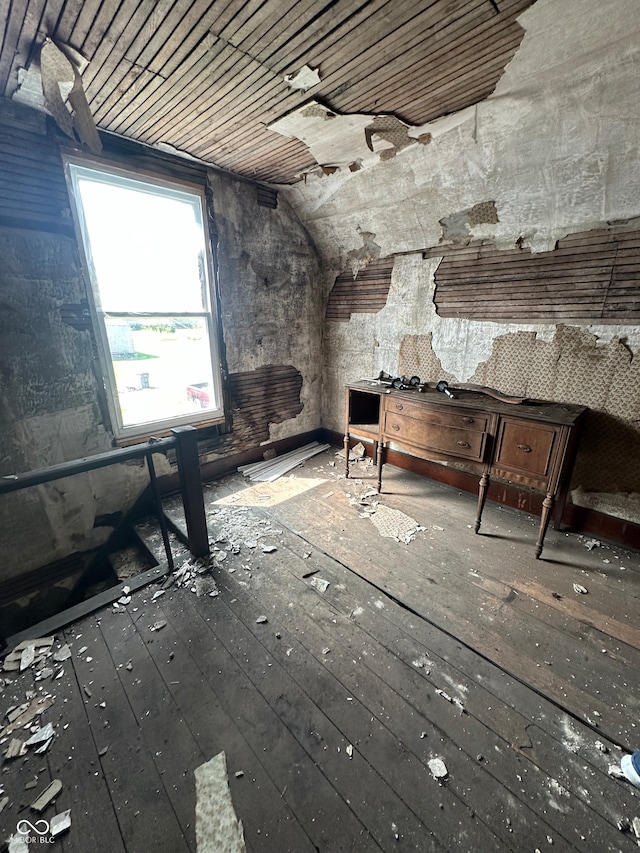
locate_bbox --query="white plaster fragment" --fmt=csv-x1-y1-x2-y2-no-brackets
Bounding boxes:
268,101,429,176
195,752,247,853
284,65,321,91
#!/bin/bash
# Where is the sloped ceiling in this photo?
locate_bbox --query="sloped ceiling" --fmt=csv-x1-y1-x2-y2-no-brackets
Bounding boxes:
0,0,536,184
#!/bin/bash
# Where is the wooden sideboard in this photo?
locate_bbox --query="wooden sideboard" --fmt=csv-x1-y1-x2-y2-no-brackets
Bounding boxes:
344,381,587,558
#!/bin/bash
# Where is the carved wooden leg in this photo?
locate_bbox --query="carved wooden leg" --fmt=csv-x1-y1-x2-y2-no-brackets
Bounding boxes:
372,439,378,466
376,441,384,493
475,472,489,533
536,493,554,559
344,434,350,479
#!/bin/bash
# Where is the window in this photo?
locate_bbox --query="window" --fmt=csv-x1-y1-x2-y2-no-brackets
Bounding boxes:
65,159,224,440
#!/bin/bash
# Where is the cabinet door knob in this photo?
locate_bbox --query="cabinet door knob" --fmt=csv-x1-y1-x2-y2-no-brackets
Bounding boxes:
462,417,474,424
457,440,470,448
517,443,532,452
395,403,404,411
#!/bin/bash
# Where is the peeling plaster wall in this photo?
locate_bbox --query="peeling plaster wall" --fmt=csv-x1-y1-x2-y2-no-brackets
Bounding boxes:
0,102,323,582
281,0,640,524
206,170,323,449
0,226,157,580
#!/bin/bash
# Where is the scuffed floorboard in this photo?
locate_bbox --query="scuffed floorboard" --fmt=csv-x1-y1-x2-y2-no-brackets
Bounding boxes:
1,450,639,852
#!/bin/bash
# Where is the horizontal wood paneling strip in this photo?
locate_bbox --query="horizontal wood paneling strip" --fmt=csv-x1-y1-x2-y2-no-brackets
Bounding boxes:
326,258,394,321
433,228,640,321
0,103,71,234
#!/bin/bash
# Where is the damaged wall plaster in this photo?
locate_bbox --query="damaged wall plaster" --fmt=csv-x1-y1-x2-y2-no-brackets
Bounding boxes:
0,102,324,581
439,201,499,245
207,169,323,446
323,253,640,522
284,65,321,92
286,0,640,523
268,100,431,178
283,0,640,261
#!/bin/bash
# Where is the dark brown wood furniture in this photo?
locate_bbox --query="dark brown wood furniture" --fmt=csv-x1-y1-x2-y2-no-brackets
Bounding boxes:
344,381,587,558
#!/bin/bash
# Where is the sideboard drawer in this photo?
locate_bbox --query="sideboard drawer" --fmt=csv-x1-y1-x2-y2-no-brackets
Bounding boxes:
384,397,488,432
383,412,487,461
494,419,558,478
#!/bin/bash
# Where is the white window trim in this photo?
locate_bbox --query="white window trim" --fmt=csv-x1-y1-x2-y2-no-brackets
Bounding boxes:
64,155,225,441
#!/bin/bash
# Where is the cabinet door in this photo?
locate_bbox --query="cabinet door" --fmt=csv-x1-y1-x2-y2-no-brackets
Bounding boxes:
493,419,558,482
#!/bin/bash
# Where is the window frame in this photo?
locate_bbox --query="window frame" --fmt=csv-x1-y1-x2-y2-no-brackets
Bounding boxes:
64,155,225,441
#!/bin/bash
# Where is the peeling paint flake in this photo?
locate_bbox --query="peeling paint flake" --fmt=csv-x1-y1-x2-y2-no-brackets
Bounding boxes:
284,65,321,91
195,752,247,853
268,100,432,179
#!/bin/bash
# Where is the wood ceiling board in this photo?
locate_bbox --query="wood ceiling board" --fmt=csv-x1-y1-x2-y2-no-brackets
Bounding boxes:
192,125,311,170
82,0,162,98
335,11,520,118
117,0,356,144
121,45,223,139
242,0,354,64
147,0,440,150
206,137,315,180
51,0,86,45
86,0,224,123
93,6,274,134
412,32,526,101
174,0,493,157
99,63,164,131
121,42,269,140
0,0,34,94
68,0,109,54
217,149,316,183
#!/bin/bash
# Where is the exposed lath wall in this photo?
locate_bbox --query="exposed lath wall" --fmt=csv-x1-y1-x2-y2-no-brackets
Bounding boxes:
326,257,394,321
0,100,74,235
432,227,640,322
224,364,304,449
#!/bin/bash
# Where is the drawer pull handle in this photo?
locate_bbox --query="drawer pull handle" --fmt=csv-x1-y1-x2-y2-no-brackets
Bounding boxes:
392,423,401,431
395,403,404,411
457,440,470,448
517,444,532,452
462,417,474,424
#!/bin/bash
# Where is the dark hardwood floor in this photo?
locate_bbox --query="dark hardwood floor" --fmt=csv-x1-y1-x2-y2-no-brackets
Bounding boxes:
1,450,639,852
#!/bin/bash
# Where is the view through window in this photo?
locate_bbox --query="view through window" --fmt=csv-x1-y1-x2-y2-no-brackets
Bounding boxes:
66,160,224,439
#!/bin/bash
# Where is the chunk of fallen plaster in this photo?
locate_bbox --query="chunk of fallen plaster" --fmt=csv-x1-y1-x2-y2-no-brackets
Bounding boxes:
50,808,72,837
284,64,321,91
31,779,63,812
53,644,71,662
26,722,55,746
428,758,448,780
195,752,247,853
20,644,36,671
309,577,330,593
5,738,27,759
8,835,28,853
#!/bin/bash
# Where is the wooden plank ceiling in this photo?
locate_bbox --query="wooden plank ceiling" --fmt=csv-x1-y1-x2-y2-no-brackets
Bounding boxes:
0,0,536,184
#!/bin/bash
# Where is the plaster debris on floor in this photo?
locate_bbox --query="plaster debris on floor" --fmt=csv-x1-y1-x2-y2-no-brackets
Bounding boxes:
367,504,425,543
195,751,247,853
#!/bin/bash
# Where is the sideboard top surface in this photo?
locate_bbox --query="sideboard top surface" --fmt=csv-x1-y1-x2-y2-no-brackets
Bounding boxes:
346,381,588,426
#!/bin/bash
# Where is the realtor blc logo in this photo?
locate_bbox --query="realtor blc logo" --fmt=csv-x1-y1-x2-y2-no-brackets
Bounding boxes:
16,819,54,844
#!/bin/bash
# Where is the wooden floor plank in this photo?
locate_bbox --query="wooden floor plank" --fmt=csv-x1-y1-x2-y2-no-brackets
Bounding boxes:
201,487,639,852
153,589,384,853
42,642,128,853
250,463,639,744
208,568,569,852
184,588,495,853
3,448,638,853
110,591,321,853
60,621,192,853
